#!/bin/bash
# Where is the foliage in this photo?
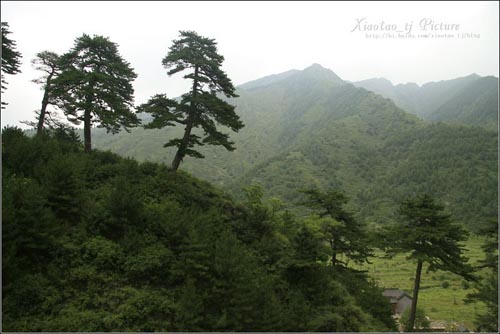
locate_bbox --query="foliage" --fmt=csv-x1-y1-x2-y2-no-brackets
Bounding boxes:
53,34,138,151
353,235,489,330
2,128,395,331
30,51,63,134
4,60,496,332
1,21,22,107
354,74,498,130
90,65,497,233
386,194,474,330
138,30,243,171
388,194,473,277
465,219,498,332
300,188,372,267
334,268,397,331
400,307,430,331
429,77,498,130
1,22,22,76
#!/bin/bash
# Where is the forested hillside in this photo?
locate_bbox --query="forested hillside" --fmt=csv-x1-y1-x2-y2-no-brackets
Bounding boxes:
91,64,498,231
2,1,498,329
429,76,498,127
2,128,397,331
354,74,498,130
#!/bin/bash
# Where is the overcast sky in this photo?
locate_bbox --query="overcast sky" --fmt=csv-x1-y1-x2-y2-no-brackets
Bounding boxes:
1,1,498,128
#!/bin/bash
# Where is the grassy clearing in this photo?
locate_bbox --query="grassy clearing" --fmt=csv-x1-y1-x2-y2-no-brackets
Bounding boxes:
353,235,488,330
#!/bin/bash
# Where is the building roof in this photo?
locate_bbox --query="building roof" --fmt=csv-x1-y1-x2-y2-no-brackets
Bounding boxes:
382,288,413,303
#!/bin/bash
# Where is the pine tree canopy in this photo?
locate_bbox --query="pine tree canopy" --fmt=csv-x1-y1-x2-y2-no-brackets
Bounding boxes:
389,194,474,279
300,188,372,266
54,34,138,133
51,34,138,151
31,51,61,134
1,22,22,107
32,51,60,85
1,22,22,77
162,30,237,98
139,30,244,170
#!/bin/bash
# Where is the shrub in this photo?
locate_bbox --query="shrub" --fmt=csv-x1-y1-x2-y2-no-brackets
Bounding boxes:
400,307,430,331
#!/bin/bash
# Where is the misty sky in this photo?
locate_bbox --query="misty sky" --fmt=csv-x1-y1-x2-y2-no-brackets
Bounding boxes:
1,1,498,128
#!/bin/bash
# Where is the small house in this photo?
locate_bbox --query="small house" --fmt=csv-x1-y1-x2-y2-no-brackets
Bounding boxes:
382,288,413,318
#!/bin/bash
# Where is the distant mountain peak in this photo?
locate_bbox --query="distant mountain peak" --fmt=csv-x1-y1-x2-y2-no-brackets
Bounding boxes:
306,63,325,69
301,63,344,83
238,64,345,91
466,73,480,79
303,63,332,73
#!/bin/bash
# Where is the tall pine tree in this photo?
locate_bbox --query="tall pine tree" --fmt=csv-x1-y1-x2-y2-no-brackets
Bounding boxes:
53,34,138,152
300,188,372,268
386,194,474,331
31,51,61,135
138,30,243,171
1,22,22,109
465,219,498,332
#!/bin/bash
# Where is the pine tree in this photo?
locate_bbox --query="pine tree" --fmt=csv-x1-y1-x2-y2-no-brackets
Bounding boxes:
139,30,243,171
386,194,474,331
31,51,61,135
53,34,138,152
465,219,498,332
300,188,372,268
1,22,22,108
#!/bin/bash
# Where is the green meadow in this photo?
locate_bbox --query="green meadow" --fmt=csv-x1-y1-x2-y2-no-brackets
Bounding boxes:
355,235,488,330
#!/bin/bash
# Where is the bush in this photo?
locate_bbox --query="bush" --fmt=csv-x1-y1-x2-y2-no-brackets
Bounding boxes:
399,307,430,331
441,281,450,288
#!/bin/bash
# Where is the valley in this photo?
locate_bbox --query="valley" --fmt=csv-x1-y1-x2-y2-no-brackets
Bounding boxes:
92,64,498,232
2,2,498,331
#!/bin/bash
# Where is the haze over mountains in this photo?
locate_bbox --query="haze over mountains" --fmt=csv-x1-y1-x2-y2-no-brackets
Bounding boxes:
353,74,498,130
91,64,498,231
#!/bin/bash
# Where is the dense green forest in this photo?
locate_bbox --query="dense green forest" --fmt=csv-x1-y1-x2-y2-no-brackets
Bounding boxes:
3,128,399,331
3,128,497,332
2,23,498,332
90,65,498,232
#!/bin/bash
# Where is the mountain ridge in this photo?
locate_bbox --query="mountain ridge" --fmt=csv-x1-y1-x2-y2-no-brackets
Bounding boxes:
237,64,345,91
238,66,497,130
89,63,497,231
353,72,497,129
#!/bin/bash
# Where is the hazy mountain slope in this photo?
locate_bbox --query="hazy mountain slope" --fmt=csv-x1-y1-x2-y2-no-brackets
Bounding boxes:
93,64,349,182
353,74,498,129
354,74,482,116
414,74,481,117
228,87,497,229
91,64,497,230
429,76,498,129
238,69,299,90
352,78,405,109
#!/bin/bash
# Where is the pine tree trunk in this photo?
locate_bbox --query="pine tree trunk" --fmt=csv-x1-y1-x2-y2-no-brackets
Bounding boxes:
408,259,423,331
84,108,91,152
171,118,194,171
84,77,94,153
37,89,50,136
36,73,54,136
171,65,199,171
